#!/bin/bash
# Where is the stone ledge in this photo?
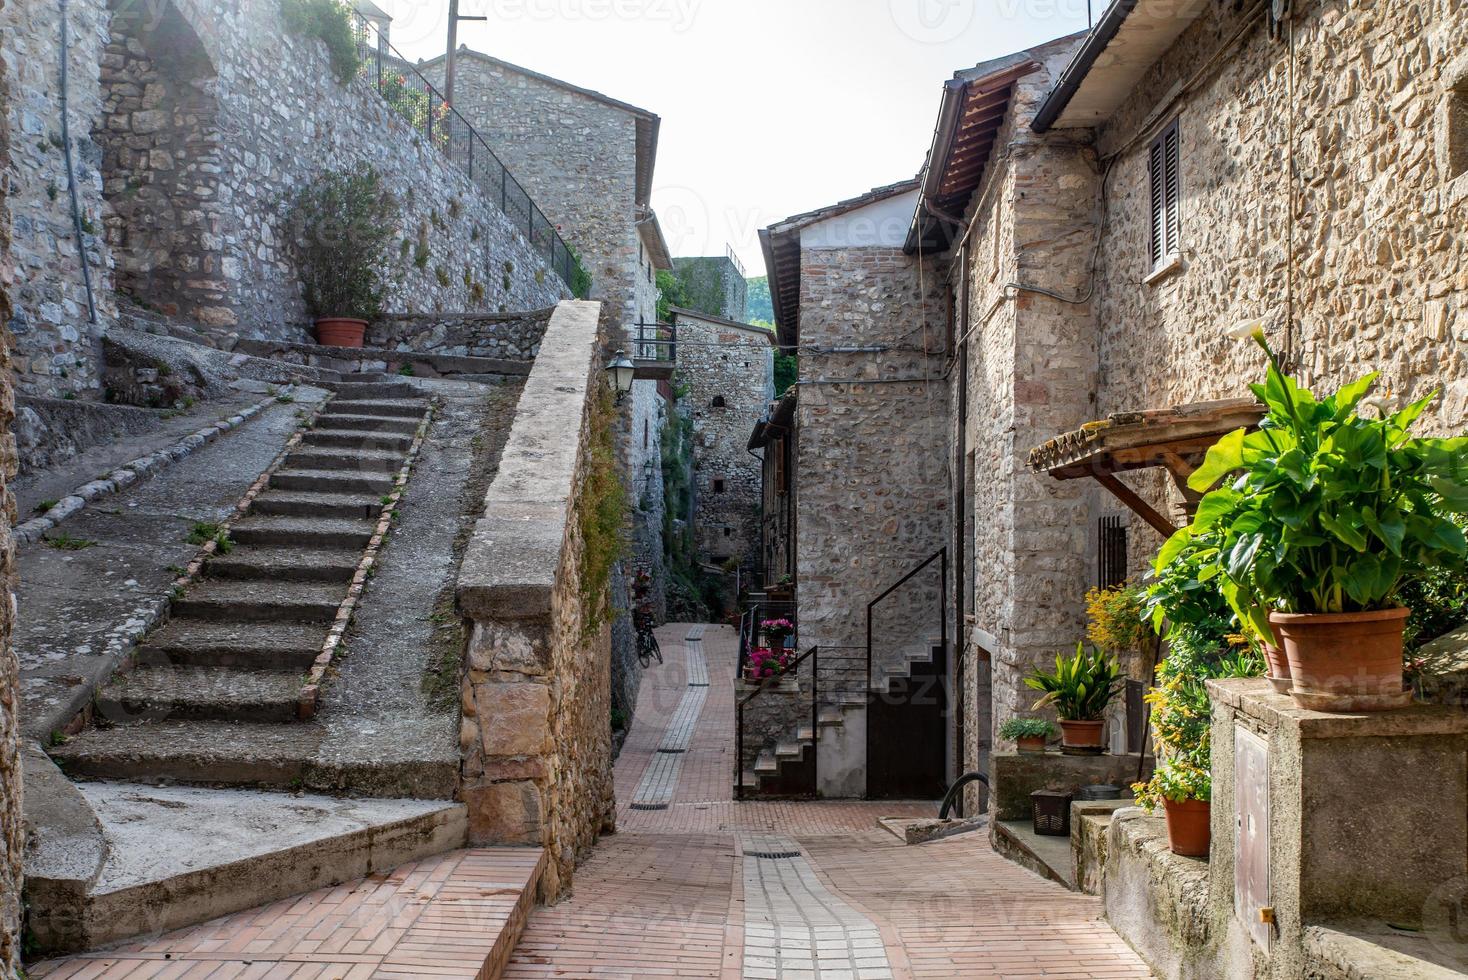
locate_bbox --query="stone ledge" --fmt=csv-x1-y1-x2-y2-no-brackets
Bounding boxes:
1304,922,1468,979
457,301,601,622
1207,677,1468,739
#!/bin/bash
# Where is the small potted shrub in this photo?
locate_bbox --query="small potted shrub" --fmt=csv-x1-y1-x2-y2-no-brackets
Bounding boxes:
1176,326,1468,710
1136,759,1212,857
1024,643,1123,750
288,166,398,348
999,717,1054,753
762,617,795,649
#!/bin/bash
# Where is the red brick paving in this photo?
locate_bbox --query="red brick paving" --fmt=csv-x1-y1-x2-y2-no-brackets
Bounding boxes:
32,625,1151,979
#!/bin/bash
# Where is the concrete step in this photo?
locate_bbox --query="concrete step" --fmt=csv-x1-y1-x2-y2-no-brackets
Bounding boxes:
230,514,376,550
818,706,847,727
284,446,407,474
139,619,327,671
23,783,469,956
97,666,303,723
326,381,421,400
172,580,345,623
311,412,421,434
318,398,427,419
270,467,396,495
50,721,458,798
248,490,384,520
776,741,805,759
755,750,778,774
301,428,414,451
207,546,360,583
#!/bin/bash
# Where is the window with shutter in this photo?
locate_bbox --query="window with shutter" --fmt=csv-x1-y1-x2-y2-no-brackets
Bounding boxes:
1148,120,1182,271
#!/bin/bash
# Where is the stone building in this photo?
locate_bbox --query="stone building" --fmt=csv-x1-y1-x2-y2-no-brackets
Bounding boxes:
667,307,773,578
0,0,570,400
671,252,748,322
421,47,671,723
759,0,1467,804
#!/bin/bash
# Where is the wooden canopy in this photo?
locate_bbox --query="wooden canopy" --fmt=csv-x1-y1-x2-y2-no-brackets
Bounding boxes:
1027,398,1265,536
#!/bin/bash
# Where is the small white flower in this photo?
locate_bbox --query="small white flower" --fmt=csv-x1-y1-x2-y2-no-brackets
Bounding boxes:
1225,318,1267,342
1361,394,1395,417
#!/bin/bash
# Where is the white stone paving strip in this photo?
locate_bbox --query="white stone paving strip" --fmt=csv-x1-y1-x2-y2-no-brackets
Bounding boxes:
741,835,894,980
629,631,709,809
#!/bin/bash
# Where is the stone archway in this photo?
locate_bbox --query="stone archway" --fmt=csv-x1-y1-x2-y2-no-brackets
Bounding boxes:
95,0,230,328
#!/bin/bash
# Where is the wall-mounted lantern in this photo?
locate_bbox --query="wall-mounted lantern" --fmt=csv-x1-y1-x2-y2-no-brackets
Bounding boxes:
605,349,634,404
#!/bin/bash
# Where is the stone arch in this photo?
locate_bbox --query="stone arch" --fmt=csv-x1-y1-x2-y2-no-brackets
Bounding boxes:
95,0,231,327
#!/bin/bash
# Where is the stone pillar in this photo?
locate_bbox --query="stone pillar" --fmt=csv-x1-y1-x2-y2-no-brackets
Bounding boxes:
456,301,613,903
0,12,24,969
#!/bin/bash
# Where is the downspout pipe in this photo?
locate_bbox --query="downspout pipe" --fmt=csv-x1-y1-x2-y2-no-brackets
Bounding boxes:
59,0,99,326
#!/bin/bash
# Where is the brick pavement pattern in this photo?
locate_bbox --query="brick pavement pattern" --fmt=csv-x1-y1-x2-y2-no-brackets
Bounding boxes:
31,625,1151,979
505,625,1152,980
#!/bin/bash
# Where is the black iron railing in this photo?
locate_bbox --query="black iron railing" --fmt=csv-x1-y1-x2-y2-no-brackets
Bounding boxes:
348,14,589,297
865,547,948,695
737,597,797,677
633,321,676,363
736,644,819,801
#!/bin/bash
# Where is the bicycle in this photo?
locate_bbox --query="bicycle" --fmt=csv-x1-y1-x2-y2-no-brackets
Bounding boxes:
635,608,662,668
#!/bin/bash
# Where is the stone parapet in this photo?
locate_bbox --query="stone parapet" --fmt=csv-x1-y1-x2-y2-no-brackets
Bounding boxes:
456,300,612,902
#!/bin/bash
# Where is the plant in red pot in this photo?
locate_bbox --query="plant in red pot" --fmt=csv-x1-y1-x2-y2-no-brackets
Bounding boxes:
289,166,398,349
1176,325,1468,712
999,717,1055,754
1136,760,1212,858
1025,644,1124,753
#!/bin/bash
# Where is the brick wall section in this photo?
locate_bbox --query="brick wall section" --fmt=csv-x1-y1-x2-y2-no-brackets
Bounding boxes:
795,247,949,675
0,10,22,966
457,300,614,903
671,311,773,571
1088,0,1468,569
0,0,567,398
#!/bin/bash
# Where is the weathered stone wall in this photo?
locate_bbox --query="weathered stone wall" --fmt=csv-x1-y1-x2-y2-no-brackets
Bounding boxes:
672,311,773,573
457,300,614,902
672,256,748,322
795,247,949,675
369,308,554,361
1086,0,1468,566
0,0,568,398
0,12,22,965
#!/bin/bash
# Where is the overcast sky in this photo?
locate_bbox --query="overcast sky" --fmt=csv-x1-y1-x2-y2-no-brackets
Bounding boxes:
375,0,1097,274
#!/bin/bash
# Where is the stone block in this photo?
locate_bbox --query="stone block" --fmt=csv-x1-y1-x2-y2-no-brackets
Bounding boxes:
463,780,544,846
474,682,551,758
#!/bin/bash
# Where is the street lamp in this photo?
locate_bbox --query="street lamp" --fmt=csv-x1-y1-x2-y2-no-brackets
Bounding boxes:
605,350,634,404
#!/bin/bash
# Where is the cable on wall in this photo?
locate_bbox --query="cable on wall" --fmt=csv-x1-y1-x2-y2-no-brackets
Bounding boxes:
59,0,99,326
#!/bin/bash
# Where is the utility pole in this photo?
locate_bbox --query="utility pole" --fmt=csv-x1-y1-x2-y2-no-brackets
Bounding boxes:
443,0,487,106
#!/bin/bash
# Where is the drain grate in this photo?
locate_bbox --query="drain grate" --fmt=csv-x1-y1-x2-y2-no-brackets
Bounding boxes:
746,849,802,859
656,747,687,754
630,802,669,811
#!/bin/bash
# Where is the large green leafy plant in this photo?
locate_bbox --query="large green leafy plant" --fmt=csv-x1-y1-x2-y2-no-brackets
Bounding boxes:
1162,329,1468,637
288,167,398,322
1025,644,1124,721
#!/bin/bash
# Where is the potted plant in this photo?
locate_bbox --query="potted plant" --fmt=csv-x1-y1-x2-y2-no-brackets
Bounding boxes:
762,617,795,649
999,717,1054,753
1175,326,1468,710
288,166,398,348
1140,760,1212,857
1025,644,1124,750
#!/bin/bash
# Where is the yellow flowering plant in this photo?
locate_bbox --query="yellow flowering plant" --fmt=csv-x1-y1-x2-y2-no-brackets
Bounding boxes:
1084,582,1151,652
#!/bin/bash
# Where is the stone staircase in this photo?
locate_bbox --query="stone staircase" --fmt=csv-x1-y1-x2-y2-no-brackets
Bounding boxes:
51,378,438,794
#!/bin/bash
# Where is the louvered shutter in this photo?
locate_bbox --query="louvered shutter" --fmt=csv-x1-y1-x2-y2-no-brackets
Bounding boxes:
1148,138,1166,267
1162,123,1181,258
1148,120,1182,268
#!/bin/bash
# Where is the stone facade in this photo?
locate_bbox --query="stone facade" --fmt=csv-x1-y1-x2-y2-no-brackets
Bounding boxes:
457,300,613,903
672,255,748,322
369,308,554,361
0,0,568,398
670,309,773,573
0,6,22,966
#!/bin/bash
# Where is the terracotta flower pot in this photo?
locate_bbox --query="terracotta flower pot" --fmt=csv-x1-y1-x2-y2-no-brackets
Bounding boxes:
1263,641,1292,694
1163,798,1211,857
1269,608,1412,712
314,317,368,348
1058,719,1104,749
1016,735,1047,754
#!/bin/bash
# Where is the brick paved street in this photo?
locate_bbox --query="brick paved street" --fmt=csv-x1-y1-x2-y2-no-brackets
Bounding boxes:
504,624,1152,980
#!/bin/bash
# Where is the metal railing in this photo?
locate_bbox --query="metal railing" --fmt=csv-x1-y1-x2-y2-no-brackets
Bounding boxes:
736,644,819,801
865,547,948,696
633,321,676,363
737,597,796,677
347,13,589,297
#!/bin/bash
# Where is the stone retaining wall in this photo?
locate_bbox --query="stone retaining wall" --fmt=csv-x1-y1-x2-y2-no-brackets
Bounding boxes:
456,300,614,902
369,309,555,362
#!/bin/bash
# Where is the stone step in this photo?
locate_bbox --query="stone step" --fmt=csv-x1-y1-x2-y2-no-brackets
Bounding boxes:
171,581,345,624
24,784,469,958
317,398,427,419
139,619,328,671
230,515,376,550
270,467,396,495
207,546,360,583
50,721,458,798
755,750,778,774
301,428,414,451
310,412,421,434
97,667,304,723
249,491,384,521
284,446,407,474
775,741,805,759
818,706,847,727
326,381,421,400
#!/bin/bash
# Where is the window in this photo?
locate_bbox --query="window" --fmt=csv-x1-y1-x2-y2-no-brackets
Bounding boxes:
1147,120,1181,271
1448,77,1468,181
711,395,726,408
712,478,726,493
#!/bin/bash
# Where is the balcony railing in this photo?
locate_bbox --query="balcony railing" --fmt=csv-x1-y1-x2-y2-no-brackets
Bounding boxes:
348,13,589,297
632,321,676,378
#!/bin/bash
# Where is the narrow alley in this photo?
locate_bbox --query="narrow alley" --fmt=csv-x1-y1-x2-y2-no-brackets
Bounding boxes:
32,624,1150,979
